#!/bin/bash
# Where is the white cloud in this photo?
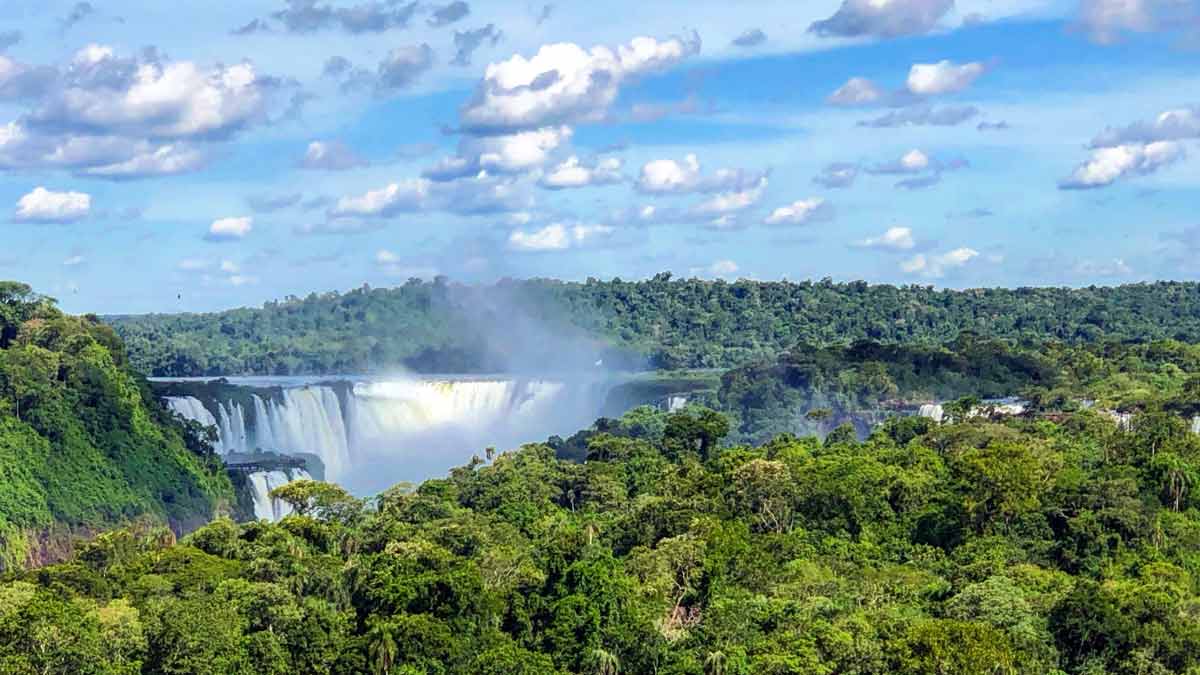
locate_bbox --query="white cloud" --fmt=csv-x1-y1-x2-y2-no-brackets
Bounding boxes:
62,254,85,267
300,140,366,170
331,179,432,217
764,197,831,226
855,226,916,251
539,155,623,189
459,33,701,132
507,222,614,251
901,247,979,278
35,46,266,139
810,0,955,38
177,258,209,271
426,126,572,180
906,60,986,95
205,216,253,241
637,153,764,195
692,176,768,216
828,77,884,106
869,149,932,174
13,186,91,223
1076,0,1196,44
81,143,206,178
1059,141,1184,189
1090,106,1200,148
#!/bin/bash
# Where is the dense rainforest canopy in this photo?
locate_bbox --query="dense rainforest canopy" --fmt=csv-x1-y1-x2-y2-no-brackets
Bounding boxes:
0,282,233,570
7,398,1200,674
108,276,1200,376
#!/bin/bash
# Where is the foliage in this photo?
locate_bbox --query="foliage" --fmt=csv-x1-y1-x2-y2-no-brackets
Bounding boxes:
10,390,1200,673
0,282,232,571
107,277,1200,376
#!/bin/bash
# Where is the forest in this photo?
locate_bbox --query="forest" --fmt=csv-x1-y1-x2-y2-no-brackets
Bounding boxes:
0,282,233,571
6,397,1200,674
109,276,1200,376
11,277,1200,673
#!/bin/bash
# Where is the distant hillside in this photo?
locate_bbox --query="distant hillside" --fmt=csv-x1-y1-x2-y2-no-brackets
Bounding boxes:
0,282,233,570
108,276,1200,377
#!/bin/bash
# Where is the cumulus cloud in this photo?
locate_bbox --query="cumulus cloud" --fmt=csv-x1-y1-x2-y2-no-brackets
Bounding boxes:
299,140,367,170
30,45,269,141
425,125,572,180
868,149,933,174
205,216,253,241
80,143,207,179
813,162,859,188
854,226,916,251
859,104,979,127
458,32,701,133
269,0,419,33
827,77,884,106
507,222,614,251
13,187,92,223
764,197,833,226
452,24,503,66
0,54,57,101
1059,141,1185,189
731,29,767,47
636,153,765,195
690,259,739,278
429,1,470,27
692,177,769,218
1090,106,1200,148
62,254,86,267
810,0,955,38
906,60,986,95
901,247,979,278
327,172,529,223
376,44,435,92
539,155,623,189
1076,0,1198,44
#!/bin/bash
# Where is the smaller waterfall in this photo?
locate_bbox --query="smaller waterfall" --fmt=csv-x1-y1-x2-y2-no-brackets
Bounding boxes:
247,469,313,522
918,404,944,423
1192,416,1200,435
665,395,688,412
166,397,225,453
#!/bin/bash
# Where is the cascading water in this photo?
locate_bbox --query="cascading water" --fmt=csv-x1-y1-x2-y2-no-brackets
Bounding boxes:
248,469,312,521
917,403,945,423
161,376,612,495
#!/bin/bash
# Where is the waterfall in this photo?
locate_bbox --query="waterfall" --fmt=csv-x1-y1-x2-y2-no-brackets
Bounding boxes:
248,469,313,522
162,377,609,494
1192,416,1200,435
166,397,225,453
918,404,944,423
665,395,688,412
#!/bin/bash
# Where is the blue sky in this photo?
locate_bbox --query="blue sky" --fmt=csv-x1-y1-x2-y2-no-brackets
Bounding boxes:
0,0,1197,313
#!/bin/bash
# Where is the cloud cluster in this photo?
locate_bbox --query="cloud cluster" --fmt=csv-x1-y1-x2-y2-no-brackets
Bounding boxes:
763,198,832,226
13,186,91,223
731,29,767,47
539,155,623,189
810,0,954,38
906,60,986,95
266,0,419,34
854,226,916,251
299,140,367,170
508,222,614,251
1061,107,1198,189
865,148,967,189
205,216,253,241
0,45,281,180
636,154,765,195
901,247,979,278
452,24,502,66
859,104,979,128
813,162,859,188
459,32,701,132
1076,0,1199,44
